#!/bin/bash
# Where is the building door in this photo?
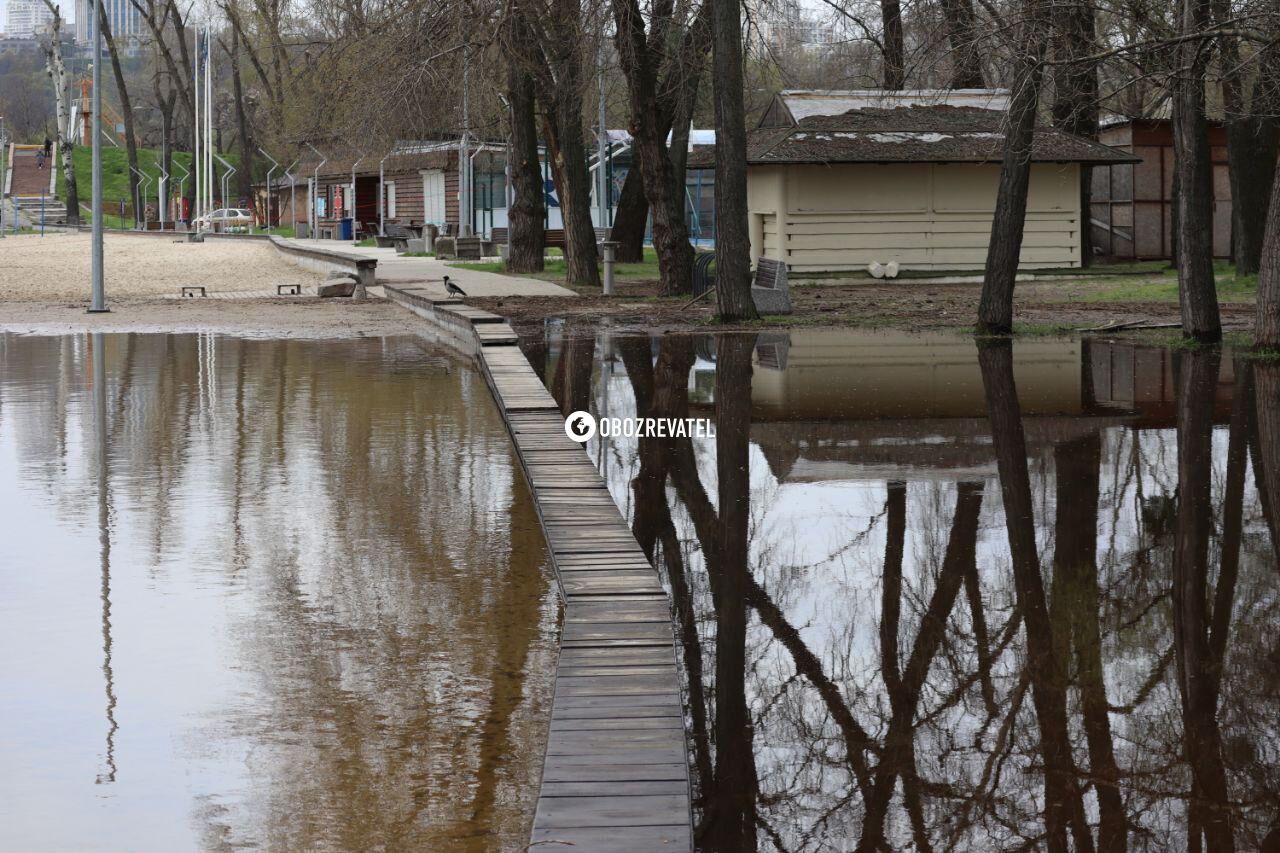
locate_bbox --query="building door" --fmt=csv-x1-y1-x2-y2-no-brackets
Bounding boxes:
422,170,446,224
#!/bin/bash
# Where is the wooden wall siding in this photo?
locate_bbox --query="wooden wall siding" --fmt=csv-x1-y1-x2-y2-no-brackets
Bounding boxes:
1092,121,1231,259
386,169,425,223
749,162,1081,271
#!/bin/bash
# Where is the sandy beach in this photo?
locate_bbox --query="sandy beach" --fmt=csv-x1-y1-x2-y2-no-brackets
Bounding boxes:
0,232,320,301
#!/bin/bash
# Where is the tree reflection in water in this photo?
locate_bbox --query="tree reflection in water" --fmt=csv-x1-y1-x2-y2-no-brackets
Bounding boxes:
538,325,1280,852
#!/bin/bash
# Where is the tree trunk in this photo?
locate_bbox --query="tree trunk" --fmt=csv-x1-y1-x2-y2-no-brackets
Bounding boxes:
228,28,254,203
98,4,139,226
609,167,649,262
1052,0,1099,267
977,39,1045,334
40,3,79,225
1172,0,1222,342
710,0,758,320
612,0,694,295
1255,159,1280,350
940,0,985,88
505,56,546,274
1226,118,1278,275
879,0,905,89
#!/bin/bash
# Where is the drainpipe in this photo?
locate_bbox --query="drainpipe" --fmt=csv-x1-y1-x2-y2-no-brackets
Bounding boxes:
259,147,279,234
350,149,366,244
379,152,391,236
282,157,298,238
306,142,326,239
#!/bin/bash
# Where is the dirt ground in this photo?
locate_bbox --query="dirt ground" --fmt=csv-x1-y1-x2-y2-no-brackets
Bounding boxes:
470,276,1259,337
0,232,320,300
0,298,425,338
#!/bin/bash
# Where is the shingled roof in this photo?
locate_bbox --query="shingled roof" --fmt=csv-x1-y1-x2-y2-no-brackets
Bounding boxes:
689,92,1139,168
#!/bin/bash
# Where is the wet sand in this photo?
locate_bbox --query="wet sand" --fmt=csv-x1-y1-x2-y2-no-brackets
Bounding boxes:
0,298,425,338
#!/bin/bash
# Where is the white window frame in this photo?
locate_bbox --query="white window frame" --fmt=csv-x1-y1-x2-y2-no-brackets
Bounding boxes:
385,181,397,219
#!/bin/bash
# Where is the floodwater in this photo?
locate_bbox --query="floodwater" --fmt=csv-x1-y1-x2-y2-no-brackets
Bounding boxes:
525,326,1280,852
0,333,557,852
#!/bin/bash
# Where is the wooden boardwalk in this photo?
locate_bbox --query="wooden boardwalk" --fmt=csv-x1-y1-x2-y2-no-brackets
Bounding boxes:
382,285,694,852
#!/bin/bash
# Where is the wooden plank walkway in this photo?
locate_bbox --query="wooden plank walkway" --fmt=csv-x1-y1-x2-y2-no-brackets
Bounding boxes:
381,284,694,852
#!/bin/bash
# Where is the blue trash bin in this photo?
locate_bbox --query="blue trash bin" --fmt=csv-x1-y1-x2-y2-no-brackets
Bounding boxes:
339,218,353,240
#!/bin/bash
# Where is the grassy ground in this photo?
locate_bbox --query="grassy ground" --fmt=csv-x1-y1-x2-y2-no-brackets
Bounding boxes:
1044,261,1256,304
56,146,246,212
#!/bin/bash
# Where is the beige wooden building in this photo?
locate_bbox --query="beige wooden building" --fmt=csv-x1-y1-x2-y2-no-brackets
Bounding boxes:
722,91,1138,273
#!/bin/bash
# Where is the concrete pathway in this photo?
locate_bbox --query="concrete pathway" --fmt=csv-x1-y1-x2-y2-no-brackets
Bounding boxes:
279,238,576,298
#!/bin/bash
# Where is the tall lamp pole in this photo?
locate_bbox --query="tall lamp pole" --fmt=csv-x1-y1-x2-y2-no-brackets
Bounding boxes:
1,114,7,240
89,1,107,313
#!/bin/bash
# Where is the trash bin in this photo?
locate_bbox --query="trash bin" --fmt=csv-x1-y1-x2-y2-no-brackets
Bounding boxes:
338,218,354,240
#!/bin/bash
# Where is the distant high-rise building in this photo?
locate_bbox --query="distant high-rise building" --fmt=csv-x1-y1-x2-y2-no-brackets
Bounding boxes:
5,0,56,39
75,0,141,43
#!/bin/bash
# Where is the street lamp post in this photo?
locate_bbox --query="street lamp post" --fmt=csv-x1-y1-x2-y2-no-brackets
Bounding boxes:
259,148,279,235
88,10,107,313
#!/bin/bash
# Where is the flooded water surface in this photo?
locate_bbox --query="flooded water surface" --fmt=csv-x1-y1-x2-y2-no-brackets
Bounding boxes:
526,326,1280,852
0,333,557,852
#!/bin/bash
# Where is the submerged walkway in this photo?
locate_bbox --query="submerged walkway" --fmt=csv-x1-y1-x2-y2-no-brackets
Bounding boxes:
382,284,694,852
277,238,577,297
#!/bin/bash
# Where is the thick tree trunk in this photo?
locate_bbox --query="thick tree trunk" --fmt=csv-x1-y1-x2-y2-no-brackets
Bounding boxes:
99,5,140,226
609,169,648,262
1172,0,1222,342
1171,348,1235,852
710,0,758,320
1226,118,1278,275
1256,160,1280,350
977,44,1045,334
879,0,905,89
545,106,600,287
940,0,985,88
612,0,694,295
504,34,545,274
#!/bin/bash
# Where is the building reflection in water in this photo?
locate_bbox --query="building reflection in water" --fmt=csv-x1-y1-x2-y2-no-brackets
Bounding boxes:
524,325,1280,852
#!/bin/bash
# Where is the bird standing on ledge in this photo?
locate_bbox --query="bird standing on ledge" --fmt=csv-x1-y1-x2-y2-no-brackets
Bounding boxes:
444,276,467,298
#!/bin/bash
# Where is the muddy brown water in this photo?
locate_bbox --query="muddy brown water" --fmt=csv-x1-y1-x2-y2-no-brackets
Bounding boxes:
0,332,557,852
524,325,1280,852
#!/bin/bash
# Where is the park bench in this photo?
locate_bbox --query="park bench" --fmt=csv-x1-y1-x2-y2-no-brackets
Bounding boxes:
688,253,792,314
488,227,610,257
455,236,484,260
376,223,413,251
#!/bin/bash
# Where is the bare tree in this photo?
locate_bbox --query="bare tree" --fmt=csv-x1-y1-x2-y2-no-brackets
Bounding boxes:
40,0,79,225
1172,0,1223,342
611,0,697,294
977,4,1050,335
503,8,546,273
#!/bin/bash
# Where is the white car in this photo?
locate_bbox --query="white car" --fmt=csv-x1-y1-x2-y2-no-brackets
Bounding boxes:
193,208,254,231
